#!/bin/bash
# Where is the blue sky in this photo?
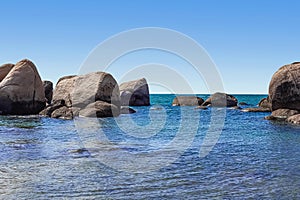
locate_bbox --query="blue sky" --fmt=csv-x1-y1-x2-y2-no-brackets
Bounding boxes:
1,0,300,94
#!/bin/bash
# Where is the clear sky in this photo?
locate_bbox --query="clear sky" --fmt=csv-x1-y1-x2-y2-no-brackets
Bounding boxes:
1,0,300,94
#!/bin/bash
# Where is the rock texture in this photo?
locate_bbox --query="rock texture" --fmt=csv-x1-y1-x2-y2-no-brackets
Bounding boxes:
269,62,300,111
258,97,271,109
40,72,120,119
0,63,14,82
119,78,150,106
79,101,120,118
52,75,78,107
202,92,238,107
43,80,53,104
266,62,300,124
172,96,204,106
287,114,300,125
0,59,46,115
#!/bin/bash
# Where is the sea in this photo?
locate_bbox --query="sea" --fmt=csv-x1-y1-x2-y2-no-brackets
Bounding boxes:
0,94,299,199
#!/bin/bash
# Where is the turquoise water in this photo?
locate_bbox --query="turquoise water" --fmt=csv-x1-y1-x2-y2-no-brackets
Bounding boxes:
0,95,299,199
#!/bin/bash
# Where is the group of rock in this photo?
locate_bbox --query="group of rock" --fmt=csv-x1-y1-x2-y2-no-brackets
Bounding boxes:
0,59,149,119
0,59,299,124
172,62,300,125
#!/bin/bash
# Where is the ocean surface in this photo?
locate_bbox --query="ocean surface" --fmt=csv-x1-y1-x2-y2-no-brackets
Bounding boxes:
0,94,299,199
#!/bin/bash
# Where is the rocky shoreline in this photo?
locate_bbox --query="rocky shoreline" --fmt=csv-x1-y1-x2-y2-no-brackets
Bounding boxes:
0,59,299,125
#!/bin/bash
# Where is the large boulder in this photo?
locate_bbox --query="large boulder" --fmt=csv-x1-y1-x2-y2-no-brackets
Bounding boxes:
172,96,204,106
41,72,120,119
72,72,120,108
202,92,238,107
119,78,150,106
52,75,78,107
43,80,53,104
0,59,46,115
0,63,14,82
269,62,300,111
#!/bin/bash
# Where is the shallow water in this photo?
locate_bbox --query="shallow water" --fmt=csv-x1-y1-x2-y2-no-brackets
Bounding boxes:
0,95,299,199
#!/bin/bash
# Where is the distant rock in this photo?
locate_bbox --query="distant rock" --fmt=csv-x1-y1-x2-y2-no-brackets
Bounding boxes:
195,105,208,110
43,80,53,104
239,102,249,106
202,92,238,107
269,62,300,111
0,59,46,115
258,97,271,109
119,78,150,106
242,107,271,112
120,106,136,114
172,96,204,106
40,72,120,119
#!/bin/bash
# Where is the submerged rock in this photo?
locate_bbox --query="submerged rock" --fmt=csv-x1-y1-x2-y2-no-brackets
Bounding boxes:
242,107,271,112
120,106,136,114
119,78,150,106
195,106,208,110
287,114,300,124
239,102,249,106
202,92,238,107
172,96,204,106
0,59,46,115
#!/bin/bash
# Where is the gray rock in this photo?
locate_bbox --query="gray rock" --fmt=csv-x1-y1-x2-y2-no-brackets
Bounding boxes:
287,114,300,124
120,106,136,114
43,80,53,104
0,63,14,82
52,75,78,107
258,97,271,109
172,96,204,106
119,78,150,106
195,106,208,110
0,59,46,115
79,101,120,118
51,106,73,120
49,72,120,119
270,109,299,120
239,102,249,106
269,62,300,111
39,99,65,117
72,72,120,108
242,107,271,112
202,92,238,107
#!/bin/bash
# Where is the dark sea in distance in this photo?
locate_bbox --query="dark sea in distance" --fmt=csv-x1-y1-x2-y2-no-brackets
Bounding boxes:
0,94,299,199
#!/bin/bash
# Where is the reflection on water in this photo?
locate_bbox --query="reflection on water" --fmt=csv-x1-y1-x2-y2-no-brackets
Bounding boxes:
0,95,299,199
